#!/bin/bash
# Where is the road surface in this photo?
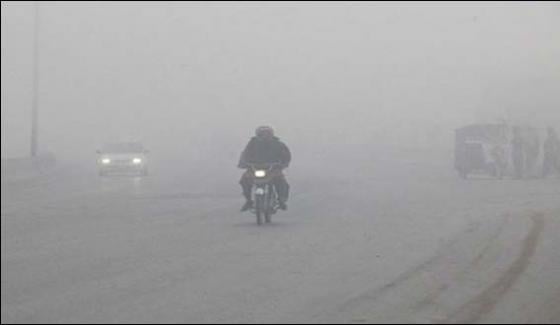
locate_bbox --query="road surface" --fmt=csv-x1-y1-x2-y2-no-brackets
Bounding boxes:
2,157,559,323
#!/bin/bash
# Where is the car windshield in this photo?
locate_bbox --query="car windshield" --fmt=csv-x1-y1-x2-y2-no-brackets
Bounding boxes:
102,142,144,153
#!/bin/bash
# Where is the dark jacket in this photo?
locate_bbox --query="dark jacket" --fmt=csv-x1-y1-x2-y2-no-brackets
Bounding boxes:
238,136,291,168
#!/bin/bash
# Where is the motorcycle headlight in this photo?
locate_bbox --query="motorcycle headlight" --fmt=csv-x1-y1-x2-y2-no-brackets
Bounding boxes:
132,158,143,165
101,158,111,165
254,170,266,178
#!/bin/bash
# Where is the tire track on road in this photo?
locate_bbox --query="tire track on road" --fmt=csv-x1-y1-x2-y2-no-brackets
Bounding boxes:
444,212,545,324
321,215,504,321
313,210,542,324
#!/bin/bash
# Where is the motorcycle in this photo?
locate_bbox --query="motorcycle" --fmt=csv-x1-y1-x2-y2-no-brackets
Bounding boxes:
246,163,283,225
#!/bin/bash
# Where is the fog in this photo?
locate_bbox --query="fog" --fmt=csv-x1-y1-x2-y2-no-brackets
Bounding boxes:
3,1,559,164
2,2,560,324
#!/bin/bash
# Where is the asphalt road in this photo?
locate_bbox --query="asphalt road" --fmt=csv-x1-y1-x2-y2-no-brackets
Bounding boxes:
2,158,559,323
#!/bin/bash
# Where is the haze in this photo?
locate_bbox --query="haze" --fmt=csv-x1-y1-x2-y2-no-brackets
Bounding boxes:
2,2,560,324
3,1,559,162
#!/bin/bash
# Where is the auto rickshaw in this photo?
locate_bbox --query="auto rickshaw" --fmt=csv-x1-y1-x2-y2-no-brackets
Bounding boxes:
454,124,509,179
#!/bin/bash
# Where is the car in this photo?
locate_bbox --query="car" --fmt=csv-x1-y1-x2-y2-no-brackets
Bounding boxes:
96,142,149,176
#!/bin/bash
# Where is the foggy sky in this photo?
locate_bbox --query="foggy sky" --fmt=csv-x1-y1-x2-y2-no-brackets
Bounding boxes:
2,1,560,162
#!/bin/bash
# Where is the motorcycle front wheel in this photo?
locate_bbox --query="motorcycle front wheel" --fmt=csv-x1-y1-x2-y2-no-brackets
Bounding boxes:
265,185,275,224
255,194,265,225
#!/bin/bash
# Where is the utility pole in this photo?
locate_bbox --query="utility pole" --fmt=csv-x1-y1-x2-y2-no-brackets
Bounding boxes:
30,2,39,157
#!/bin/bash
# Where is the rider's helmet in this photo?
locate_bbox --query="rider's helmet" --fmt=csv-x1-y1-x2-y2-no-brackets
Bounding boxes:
255,126,274,138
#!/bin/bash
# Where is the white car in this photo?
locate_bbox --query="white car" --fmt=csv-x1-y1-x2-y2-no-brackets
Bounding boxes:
96,142,149,176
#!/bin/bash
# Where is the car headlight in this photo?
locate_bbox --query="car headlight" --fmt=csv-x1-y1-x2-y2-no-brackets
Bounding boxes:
254,170,266,178
132,158,143,165
101,158,111,165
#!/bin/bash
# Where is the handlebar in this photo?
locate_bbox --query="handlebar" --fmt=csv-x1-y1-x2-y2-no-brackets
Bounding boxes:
244,162,286,170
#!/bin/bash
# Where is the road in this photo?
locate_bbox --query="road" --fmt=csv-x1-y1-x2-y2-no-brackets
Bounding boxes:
2,157,559,323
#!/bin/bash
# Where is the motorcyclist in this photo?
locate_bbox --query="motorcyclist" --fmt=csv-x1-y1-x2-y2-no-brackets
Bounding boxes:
238,126,291,212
